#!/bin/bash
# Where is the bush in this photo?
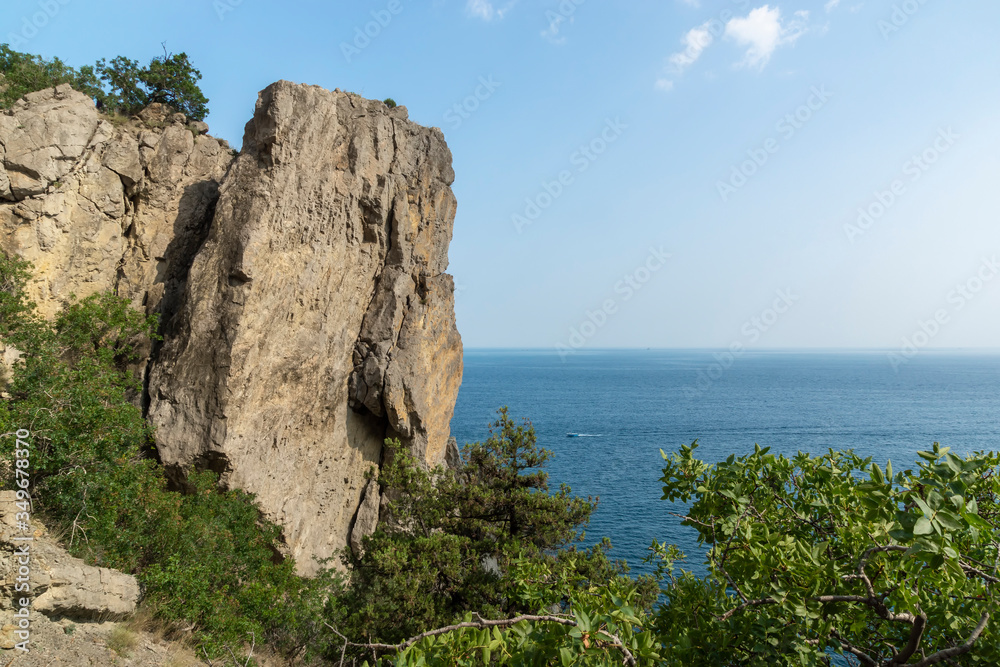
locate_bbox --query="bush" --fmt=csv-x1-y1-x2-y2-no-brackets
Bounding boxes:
96,50,209,120
0,44,209,121
383,98,397,108
0,44,104,109
0,253,318,661
328,408,657,662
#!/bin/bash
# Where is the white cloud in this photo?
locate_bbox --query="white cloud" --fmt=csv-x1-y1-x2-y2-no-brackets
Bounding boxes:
824,0,841,11
679,0,701,7
656,20,716,93
466,0,515,21
669,23,715,71
724,5,808,70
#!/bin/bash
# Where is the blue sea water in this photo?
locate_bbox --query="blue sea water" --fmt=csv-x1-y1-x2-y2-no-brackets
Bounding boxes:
449,349,1000,577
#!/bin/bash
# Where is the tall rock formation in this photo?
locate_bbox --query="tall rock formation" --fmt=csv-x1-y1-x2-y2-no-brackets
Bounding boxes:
0,82,463,575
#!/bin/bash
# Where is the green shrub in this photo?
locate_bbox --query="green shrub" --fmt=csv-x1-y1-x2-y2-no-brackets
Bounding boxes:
327,408,657,662
96,50,209,120
0,44,209,121
383,97,397,108
0,252,318,661
0,45,104,109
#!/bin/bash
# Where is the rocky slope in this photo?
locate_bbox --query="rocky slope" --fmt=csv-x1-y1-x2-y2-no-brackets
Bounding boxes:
0,82,463,575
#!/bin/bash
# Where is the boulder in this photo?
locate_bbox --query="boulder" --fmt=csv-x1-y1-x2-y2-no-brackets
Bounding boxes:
0,492,140,620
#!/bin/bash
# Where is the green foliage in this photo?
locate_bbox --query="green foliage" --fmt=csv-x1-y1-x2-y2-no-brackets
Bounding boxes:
0,44,208,120
390,442,1000,665
383,98,397,108
0,253,317,661
396,560,659,666
329,408,657,663
96,50,209,120
0,44,104,109
651,441,1000,665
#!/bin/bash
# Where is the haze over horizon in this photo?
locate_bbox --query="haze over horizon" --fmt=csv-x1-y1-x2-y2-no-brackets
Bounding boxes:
8,0,998,351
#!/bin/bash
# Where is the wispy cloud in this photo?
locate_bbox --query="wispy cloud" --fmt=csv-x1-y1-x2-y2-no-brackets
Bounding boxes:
670,23,716,71
824,0,841,11
725,6,808,70
679,0,701,7
656,20,716,92
656,4,813,91
466,0,515,21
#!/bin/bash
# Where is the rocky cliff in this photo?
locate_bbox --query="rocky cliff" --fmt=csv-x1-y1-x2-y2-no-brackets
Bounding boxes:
0,82,463,575
0,84,231,323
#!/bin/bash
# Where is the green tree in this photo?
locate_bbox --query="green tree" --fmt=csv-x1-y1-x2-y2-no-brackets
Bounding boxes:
377,442,1000,666
0,44,104,109
97,49,209,120
328,408,658,663
0,44,208,120
651,442,1000,666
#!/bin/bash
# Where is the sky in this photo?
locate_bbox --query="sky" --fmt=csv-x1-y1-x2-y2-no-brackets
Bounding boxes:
4,0,1000,351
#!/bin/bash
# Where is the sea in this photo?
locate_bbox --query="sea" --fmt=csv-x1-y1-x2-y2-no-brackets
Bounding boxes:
449,349,1000,577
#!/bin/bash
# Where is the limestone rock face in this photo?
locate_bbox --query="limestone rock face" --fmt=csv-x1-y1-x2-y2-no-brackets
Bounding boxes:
0,85,233,321
147,82,463,574
0,82,463,577
0,492,140,620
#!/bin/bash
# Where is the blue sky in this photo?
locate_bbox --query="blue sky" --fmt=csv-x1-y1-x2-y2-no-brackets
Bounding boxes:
5,0,1000,351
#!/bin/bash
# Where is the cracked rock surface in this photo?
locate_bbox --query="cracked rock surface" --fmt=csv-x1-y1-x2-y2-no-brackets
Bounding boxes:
1,82,463,576
0,85,233,323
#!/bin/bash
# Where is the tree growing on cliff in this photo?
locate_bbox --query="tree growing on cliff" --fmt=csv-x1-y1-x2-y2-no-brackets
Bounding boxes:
0,44,104,108
0,253,319,661
327,408,659,662
96,47,209,120
0,44,208,120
